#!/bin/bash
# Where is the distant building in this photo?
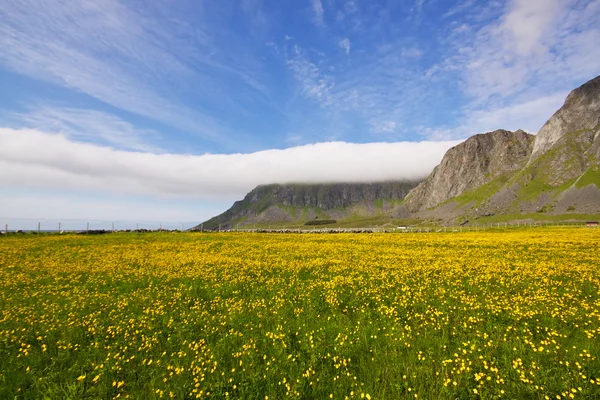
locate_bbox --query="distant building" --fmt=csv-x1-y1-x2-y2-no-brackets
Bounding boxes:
586,221,599,226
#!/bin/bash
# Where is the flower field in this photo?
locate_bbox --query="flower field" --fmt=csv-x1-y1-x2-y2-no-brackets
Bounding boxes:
1,228,599,399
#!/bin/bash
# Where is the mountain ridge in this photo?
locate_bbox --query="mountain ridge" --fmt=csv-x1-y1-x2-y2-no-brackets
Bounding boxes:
195,181,420,230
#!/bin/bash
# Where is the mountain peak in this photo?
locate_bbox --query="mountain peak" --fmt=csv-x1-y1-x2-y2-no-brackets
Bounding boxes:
530,75,600,162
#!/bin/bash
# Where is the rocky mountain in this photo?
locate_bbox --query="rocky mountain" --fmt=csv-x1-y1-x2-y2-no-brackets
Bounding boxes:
405,75,600,223
530,75,600,162
404,129,534,211
194,181,419,230
199,75,600,229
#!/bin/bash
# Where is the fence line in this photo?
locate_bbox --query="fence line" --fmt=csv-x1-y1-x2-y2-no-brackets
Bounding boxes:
1,220,597,235
0,221,196,234
230,221,596,234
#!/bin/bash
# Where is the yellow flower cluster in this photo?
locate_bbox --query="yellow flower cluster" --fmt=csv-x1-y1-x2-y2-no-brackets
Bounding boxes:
0,227,599,399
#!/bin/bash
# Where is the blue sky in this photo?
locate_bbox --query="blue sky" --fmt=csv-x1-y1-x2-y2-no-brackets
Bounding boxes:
1,0,599,228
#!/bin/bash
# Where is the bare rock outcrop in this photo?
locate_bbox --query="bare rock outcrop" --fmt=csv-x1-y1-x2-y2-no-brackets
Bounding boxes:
404,129,534,211
530,75,600,163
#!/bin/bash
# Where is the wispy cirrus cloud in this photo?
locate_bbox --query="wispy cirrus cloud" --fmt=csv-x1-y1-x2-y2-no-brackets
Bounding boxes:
310,0,325,26
0,0,272,147
421,0,600,138
339,38,351,55
441,0,600,103
442,0,476,18
286,46,335,106
417,92,569,141
7,106,163,152
284,41,435,139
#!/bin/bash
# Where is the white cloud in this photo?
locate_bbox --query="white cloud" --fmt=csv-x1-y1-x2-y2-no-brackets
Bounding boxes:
311,0,325,26
0,128,459,201
501,0,563,55
339,38,351,55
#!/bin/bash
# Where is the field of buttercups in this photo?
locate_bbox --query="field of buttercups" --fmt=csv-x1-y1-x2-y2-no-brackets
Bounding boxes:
0,228,599,399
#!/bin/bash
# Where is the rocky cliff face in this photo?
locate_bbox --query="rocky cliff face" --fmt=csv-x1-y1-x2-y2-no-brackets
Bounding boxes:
530,75,600,162
196,181,419,230
404,129,534,211
248,182,416,210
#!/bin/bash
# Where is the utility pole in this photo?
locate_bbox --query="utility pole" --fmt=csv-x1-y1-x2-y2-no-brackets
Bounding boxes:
38,222,40,234
112,222,115,233
58,222,61,233
5,224,7,235
201,224,203,232
86,222,89,234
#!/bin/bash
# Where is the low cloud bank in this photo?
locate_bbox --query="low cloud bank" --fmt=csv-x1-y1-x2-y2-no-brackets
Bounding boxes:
0,128,460,200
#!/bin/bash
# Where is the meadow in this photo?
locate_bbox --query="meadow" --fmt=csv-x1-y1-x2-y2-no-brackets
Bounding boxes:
0,229,599,399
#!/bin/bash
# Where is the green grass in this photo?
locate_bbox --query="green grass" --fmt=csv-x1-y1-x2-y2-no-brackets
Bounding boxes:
451,174,511,207
472,212,600,224
275,204,298,219
314,207,328,219
245,215,420,229
516,179,554,200
576,166,600,189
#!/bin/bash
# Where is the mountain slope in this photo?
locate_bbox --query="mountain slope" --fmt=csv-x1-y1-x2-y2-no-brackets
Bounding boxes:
194,181,420,230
